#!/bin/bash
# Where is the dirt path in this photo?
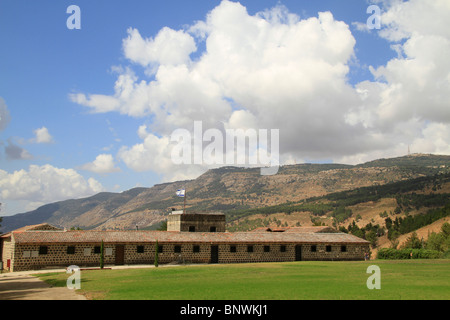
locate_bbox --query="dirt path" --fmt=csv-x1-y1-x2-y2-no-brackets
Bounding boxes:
0,270,87,300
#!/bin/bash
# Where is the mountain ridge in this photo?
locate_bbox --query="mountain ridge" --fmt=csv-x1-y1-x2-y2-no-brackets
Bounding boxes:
1,154,449,233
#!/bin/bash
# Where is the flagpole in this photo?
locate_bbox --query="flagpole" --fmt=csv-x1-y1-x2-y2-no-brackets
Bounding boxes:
183,187,186,214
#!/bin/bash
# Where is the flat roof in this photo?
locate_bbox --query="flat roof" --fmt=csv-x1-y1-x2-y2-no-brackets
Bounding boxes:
169,211,225,216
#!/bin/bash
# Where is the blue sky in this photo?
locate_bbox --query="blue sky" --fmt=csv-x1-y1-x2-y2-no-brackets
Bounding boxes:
1,0,449,216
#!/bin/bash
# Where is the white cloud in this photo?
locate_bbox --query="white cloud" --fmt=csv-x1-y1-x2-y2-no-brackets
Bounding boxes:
79,154,121,174
413,123,450,155
32,127,54,144
0,165,104,205
378,0,450,42
123,27,197,68
70,92,121,114
71,0,450,176
351,21,370,33
339,0,450,163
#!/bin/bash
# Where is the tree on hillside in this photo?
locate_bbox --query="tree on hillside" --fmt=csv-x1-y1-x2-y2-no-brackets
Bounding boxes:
366,230,378,248
426,223,450,253
427,232,445,252
441,222,450,238
402,232,423,249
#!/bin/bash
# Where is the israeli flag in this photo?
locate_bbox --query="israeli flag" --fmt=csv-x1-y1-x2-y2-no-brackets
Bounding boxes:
176,189,185,197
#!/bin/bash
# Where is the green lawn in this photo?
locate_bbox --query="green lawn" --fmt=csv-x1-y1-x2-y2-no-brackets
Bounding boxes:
36,260,450,300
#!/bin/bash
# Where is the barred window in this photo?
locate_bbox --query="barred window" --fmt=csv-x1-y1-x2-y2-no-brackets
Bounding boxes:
311,245,317,252
326,245,332,252
280,245,286,252
174,245,181,253
193,245,200,253
67,246,76,254
39,246,48,255
230,246,237,253
247,245,254,253
137,246,144,253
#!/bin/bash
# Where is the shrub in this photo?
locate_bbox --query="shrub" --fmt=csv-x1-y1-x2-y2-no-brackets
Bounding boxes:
377,248,443,260
100,240,104,269
155,240,159,268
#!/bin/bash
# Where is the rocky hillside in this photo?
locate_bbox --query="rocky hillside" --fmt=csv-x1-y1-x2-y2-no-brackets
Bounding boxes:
1,154,449,233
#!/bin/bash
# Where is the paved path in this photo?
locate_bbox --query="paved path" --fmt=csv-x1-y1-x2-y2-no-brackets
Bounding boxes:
0,269,87,300
0,264,179,300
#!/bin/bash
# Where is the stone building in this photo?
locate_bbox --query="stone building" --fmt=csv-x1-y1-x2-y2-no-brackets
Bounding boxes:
1,215,370,272
167,211,226,232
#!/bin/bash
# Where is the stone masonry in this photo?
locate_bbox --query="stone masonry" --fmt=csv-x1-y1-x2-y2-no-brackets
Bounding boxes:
1,220,370,272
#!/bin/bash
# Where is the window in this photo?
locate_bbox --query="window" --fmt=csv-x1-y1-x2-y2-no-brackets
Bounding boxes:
39,246,48,255
341,245,347,252
210,226,217,232
189,226,196,232
230,246,237,253
94,246,101,254
67,246,76,254
264,246,270,252
137,246,144,253
311,245,317,252
326,245,332,252
247,245,254,253
174,245,181,253
280,245,286,252
193,245,200,253
158,245,163,253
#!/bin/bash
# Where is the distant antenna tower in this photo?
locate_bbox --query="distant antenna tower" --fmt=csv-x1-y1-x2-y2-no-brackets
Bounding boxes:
408,145,411,156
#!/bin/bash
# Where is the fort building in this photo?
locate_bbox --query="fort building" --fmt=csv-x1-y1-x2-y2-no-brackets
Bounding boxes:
167,211,226,232
1,214,370,272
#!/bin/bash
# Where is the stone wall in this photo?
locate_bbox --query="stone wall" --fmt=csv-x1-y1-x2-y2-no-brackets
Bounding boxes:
9,241,369,271
167,213,226,232
11,243,116,272
124,243,212,265
1,239,13,271
301,243,369,261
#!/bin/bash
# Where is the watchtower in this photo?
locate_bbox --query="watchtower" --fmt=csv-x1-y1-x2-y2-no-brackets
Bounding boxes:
167,211,226,232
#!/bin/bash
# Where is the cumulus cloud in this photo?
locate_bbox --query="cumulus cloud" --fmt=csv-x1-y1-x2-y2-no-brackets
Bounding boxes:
80,154,121,174
32,127,54,144
117,126,202,181
123,27,197,68
0,165,104,205
71,0,450,179
373,0,450,124
347,0,450,157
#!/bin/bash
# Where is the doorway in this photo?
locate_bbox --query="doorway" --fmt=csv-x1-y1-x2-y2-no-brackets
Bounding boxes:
210,245,219,263
115,245,125,265
295,245,302,261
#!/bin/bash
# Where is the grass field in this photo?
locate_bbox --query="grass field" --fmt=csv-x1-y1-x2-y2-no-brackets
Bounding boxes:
36,260,450,300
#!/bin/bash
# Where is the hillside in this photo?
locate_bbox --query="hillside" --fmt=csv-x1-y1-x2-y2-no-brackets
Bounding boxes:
1,154,449,234
227,170,450,258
